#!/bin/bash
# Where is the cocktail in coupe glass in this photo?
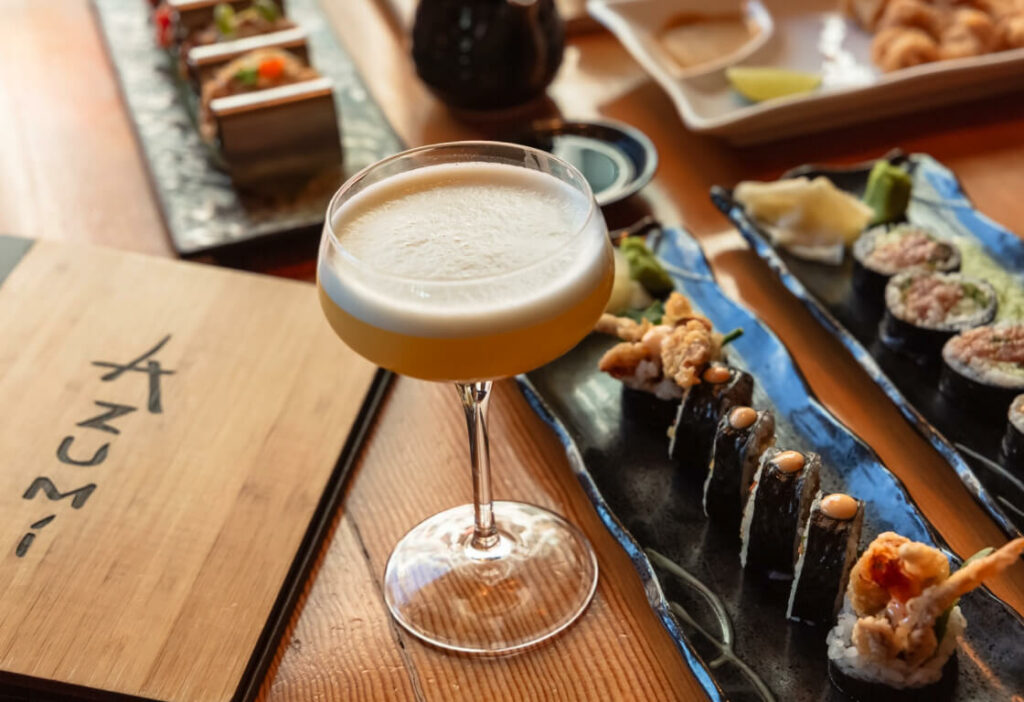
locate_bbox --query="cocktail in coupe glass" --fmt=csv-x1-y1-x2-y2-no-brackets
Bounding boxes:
317,141,613,654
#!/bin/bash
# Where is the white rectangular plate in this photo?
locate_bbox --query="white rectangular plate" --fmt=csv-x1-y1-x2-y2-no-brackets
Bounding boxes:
590,0,1024,144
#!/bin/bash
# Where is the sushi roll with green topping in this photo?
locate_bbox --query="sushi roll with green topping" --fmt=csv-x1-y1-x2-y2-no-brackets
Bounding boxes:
852,225,960,304
739,448,821,576
703,406,775,528
939,323,1024,414
879,271,997,359
787,493,863,626
827,533,1024,701
1002,394,1024,473
668,364,754,473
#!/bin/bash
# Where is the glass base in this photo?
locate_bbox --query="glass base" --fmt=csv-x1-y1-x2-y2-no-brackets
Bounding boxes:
383,501,598,654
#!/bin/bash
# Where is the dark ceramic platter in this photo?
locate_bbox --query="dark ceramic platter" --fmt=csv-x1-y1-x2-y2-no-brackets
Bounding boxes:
92,0,402,257
518,229,1024,701
711,154,1024,538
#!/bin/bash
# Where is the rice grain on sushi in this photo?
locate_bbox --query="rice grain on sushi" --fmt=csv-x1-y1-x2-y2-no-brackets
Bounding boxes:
939,323,1024,412
879,271,997,358
826,533,1024,700
787,492,863,626
852,225,960,303
740,448,821,575
703,406,775,527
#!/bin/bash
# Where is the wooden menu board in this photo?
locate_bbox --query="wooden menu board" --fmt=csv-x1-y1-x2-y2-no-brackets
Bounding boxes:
0,236,387,701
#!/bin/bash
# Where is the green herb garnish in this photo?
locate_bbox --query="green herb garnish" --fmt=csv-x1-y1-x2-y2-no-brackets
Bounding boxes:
620,237,674,298
721,328,744,347
213,3,236,35
253,0,280,20
234,66,259,87
934,547,994,641
624,299,665,325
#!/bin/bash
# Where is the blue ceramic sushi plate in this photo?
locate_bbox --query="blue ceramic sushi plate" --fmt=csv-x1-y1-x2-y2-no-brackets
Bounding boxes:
712,153,1024,539
518,227,1023,702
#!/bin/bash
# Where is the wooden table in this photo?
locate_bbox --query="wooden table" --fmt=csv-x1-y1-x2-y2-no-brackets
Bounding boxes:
2,1,1023,700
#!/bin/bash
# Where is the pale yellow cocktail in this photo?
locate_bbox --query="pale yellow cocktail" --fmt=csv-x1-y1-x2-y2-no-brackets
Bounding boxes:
317,160,613,381
315,142,611,656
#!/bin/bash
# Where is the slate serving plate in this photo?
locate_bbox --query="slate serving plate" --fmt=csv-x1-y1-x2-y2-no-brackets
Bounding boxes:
518,228,1024,701
92,0,403,257
711,153,1024,538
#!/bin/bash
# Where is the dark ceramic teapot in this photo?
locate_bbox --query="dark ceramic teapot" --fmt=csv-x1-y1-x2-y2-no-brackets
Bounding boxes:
411,0,565,111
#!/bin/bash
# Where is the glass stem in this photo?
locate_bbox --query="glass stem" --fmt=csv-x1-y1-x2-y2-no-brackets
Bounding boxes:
456,381,499,551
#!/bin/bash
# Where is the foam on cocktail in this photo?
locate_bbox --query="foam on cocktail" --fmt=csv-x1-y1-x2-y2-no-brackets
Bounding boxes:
318,162,609,340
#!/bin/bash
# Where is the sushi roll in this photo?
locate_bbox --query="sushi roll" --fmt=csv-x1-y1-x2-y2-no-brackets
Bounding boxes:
851,225,960,303
939,323,1024,413
702,406,775,526
739,448,821,576
787,493,863,625
668,364,754,473
826,533,1024,701
1002,394,1024,473
879,271,997,359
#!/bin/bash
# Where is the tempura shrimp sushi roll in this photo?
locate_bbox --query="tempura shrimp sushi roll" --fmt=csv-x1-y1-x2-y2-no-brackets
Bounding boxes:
939,323,1024,412
787,493,863,626
740,448,821,576
879,271,997,359
668,364,754,473
1002,395,1024,473
827,533,1024,701
852,225,960,304
703,406,775,526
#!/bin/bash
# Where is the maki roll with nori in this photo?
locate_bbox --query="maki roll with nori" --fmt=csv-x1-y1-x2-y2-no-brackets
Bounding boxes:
939,323,1024,413
827,533,1024,701
739,448,821,576
703,406,775,527
879,271,996,359
787,493,863,625
1002,394,1024,473
852,225,960,303
668,364,754,473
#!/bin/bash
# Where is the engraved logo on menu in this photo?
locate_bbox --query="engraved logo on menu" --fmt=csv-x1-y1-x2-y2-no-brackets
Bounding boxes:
15,336,174,558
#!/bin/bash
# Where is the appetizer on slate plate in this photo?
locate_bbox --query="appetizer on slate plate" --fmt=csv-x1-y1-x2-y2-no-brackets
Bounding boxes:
827,533,1024,700
199,48,319,141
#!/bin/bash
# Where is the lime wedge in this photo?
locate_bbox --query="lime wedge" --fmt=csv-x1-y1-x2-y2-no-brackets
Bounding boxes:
726,67,822,102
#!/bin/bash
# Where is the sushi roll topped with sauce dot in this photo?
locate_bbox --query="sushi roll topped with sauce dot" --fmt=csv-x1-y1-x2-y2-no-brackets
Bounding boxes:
852,224,960,303
879,271,997,358
939,323,1024,412
827,533,1024,700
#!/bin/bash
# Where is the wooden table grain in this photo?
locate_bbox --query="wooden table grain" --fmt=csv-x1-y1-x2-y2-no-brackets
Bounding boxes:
1,1,1023,700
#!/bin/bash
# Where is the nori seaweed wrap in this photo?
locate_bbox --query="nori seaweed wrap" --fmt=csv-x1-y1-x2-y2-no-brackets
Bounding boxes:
827,651,958,702
668,364,754,474
1002,394,1024,474
852,224,960,305
879,271,996,359
939,324,1024,414
739,448,821,575
702,406,775,527
787,492,863,626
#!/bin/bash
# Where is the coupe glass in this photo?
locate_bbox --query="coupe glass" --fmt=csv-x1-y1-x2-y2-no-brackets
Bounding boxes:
317,141,613,653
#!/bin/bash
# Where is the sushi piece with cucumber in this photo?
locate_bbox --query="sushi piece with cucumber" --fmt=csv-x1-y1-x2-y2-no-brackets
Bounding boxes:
939,323,1024,413
740,448,821,576
851,225,960,304
1001,394,1024,473
703,406,775,527
879,271,997,359
668,364,754,474
826,533,1024,701
787,492,863,626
